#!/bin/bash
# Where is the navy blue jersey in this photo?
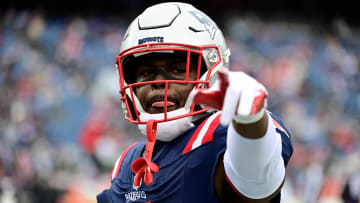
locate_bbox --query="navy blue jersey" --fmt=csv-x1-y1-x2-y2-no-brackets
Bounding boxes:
97,112,293,203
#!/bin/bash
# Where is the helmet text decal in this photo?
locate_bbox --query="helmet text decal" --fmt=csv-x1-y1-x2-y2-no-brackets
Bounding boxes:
138,36,164,45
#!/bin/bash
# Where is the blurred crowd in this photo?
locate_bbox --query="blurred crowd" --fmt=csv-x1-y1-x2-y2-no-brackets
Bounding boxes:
0,9,359,203
225,15,360,202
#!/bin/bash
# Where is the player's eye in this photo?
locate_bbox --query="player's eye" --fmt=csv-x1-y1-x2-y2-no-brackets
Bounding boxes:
172,67,186,74
141,70,153,76
135,66,156,82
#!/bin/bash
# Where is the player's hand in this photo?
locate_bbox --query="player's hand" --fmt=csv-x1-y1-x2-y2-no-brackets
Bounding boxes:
190,68,268,125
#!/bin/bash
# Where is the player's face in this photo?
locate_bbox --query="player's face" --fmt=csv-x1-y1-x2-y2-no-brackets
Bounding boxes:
134,55,198,114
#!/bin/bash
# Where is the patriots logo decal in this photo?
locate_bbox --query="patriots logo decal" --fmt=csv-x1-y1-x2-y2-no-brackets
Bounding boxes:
188,10,218,40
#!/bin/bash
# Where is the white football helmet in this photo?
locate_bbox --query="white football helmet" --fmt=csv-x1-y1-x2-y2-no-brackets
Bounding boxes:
116,2,230,124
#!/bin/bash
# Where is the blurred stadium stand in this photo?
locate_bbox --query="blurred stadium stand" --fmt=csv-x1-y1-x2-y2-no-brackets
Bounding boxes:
0,1,359,203
2,0,360,22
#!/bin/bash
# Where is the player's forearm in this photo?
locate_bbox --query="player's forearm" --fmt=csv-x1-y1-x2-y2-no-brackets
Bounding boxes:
223,111,285,199
231,111,268,139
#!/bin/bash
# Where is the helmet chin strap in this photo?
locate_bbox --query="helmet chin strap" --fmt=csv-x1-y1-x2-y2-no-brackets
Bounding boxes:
131,120,159,189
138,108,195,141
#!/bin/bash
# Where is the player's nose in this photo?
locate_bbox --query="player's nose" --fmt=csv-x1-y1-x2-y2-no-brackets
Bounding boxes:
151,73,166,88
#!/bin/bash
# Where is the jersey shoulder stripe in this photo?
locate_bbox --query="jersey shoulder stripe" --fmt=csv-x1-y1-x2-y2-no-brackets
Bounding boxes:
182,112,222,155
110,142,138,182
269,113,290,138
268,111,293,167
272,119,290,137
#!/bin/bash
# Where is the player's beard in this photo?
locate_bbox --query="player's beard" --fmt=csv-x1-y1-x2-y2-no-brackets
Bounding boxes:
138,108,195,142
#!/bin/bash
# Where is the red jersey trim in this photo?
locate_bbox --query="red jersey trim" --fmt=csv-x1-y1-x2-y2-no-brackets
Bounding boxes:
111,142,138,182
182,112,222,155
225,173,253,202
271,119,289,138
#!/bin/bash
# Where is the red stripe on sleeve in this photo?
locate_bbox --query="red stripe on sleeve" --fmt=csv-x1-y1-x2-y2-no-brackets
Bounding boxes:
111,142,138,181
201,113,221,144
182,117,209,155
271,119,289,137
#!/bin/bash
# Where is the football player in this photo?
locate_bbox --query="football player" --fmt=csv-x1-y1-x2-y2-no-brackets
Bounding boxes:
97,2,293,203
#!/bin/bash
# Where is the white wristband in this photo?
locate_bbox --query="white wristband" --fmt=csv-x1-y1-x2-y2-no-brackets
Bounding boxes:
223,112,285,199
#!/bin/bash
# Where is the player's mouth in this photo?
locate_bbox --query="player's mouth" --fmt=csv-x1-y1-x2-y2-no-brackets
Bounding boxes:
152,101,176,108
146,96,179,113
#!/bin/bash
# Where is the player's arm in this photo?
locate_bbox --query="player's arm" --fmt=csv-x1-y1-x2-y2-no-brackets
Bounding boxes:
191,70,285,202
214,113,284,202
